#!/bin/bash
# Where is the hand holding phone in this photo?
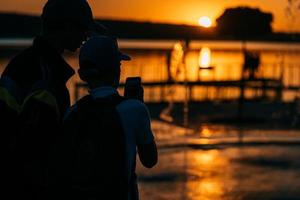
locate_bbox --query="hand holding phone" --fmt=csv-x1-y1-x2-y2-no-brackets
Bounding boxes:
124,77,144,102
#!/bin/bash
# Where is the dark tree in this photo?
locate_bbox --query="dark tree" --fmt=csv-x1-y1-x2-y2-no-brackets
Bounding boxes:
216,7,273,39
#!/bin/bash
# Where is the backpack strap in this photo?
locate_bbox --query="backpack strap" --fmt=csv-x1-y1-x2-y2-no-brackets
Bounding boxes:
77,93,125,110
20,57,61,121
21,80,60,121
0,76,21,114
16,57,60,123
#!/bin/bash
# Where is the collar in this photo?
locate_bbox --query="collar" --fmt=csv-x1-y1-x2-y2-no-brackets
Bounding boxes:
32,36,75,83
89,86,119,99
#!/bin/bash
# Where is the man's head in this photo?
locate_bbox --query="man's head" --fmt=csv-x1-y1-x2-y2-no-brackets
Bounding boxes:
78,36,131,88
41,0,106,52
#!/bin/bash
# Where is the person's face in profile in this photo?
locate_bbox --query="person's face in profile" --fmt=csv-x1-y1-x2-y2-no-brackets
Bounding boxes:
62,22,88,52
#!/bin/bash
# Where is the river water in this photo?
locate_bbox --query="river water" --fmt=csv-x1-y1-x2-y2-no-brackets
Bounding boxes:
137,121,300,200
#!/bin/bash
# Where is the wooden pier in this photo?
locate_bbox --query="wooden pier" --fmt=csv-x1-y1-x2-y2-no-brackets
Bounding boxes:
74,78,299,102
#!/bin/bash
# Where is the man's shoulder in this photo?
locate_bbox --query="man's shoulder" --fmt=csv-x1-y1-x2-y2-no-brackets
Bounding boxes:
8,46,36,65
2,46,37,76
118,99,147,110
117,99,149,117
64,95,93,118
65,98,149,120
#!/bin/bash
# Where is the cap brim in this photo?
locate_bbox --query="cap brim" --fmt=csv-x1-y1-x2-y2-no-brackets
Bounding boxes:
87,21,108,35
120,53,131,61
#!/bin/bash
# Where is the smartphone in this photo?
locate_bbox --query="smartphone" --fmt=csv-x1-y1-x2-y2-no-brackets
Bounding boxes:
124,77,144,102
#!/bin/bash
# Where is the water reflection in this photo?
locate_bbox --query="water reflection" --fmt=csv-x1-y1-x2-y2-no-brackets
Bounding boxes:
138,144,300,200
186,150,229,200
187,180,224,200
199,126,213,137
137,122,300,200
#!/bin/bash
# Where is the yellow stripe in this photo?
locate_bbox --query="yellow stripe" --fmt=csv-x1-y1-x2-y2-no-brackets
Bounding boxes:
22,90,60,119
0,86,21,113
0,86,60,119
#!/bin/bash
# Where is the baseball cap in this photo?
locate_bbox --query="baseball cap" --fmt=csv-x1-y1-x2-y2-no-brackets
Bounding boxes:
41,0,107,34
79,36,131,71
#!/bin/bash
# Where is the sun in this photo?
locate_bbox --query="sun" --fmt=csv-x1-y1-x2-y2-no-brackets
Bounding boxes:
198,16,212,28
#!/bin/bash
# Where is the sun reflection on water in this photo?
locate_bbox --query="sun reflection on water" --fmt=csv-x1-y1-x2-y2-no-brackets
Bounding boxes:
187,180,224,200
200,126,213,137
187,150,227,200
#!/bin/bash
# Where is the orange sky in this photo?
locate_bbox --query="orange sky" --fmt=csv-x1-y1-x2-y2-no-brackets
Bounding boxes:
0,0,299,32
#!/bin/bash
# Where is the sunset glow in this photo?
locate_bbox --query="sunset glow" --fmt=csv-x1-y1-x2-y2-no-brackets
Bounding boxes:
0,0,299,31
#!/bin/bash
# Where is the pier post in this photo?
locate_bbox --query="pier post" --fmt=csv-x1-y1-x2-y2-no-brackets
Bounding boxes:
238,78,245,121
166,50,173,82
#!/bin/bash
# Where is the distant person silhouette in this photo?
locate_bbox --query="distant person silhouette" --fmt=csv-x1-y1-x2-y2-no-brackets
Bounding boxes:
243,51,260,79
60,36,158,200
0,0,105,199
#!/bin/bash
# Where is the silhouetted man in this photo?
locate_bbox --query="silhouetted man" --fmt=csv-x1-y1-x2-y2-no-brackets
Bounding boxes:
0,0,105,199
61,36,158,200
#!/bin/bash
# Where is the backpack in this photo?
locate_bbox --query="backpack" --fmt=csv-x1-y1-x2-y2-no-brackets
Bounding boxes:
0,75,61,199
52,94,128,200
0,58,61,155
0,76,22,199
0,76,21,151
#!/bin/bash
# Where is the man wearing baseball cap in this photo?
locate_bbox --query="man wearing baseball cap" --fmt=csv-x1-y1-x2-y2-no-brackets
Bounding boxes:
2,0,106,114
1,0,106,199
60,36,157,200
41,0,107,51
